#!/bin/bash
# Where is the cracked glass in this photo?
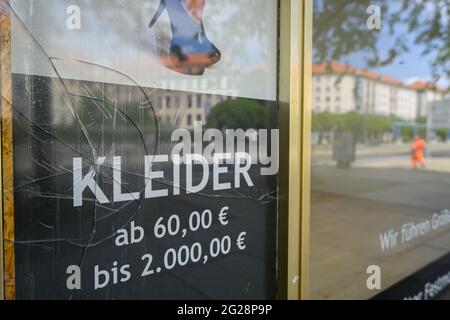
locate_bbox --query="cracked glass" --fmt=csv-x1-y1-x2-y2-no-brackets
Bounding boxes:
3,0,279,299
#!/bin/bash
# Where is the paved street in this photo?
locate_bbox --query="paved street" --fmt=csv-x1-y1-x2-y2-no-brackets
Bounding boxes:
313,142,450,169
310,165,450,299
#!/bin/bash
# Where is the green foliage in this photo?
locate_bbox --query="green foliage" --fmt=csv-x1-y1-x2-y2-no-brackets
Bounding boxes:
402,126,413,143
206,98,267,130
436,128,449,142
416,116,427,124
366,115,393,135
313,111,395,141
418,127,427,140
314,1,382,65
338,112,364,137
313,0,449,80
312,112,336,132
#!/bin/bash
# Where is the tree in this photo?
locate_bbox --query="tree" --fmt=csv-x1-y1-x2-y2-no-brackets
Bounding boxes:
416,116,428,124
366,115,393,137
314,0,449,81
338,112,364,138
206,98,266,130
436,128,449,142
312,112,338,132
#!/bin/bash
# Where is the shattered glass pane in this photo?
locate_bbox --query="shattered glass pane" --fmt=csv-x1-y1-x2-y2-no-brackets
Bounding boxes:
5,0,279,299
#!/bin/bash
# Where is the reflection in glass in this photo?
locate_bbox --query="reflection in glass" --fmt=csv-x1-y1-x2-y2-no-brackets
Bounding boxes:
311,0,450,300
6,0,279,300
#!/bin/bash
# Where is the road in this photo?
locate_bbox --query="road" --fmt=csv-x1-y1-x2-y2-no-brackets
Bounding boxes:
352,149,450,160
310,165,450,300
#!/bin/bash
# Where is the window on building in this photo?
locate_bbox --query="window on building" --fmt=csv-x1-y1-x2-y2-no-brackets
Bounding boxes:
165,96,170,108
187,114,192,126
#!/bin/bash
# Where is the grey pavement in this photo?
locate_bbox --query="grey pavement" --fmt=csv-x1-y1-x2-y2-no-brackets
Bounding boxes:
310,166,450,300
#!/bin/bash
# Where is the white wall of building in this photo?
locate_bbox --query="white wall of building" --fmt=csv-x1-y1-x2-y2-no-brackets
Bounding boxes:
396,87,418,121
312,69,444,122
313,75,356,114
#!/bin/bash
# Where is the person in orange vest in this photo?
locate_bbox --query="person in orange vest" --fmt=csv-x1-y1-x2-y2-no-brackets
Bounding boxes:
411,134,427,169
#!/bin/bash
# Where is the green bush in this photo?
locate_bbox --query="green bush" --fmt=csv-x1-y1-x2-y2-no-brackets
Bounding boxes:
206,98,267,130
402,126,413,142
313,111,396,143
436,128,448,142
312,112,337,132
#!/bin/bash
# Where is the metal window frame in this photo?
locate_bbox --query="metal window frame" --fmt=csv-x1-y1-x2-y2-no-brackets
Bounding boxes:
277,0,312,300
0,0,14,301
0,0,313,300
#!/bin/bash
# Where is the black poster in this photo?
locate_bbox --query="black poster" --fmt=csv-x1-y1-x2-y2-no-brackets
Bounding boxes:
12,75,278,299
8,0,280,299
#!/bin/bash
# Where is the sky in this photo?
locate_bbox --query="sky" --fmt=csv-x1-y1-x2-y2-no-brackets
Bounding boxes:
9,0,449,90
337,1,449,88
346,29,448,88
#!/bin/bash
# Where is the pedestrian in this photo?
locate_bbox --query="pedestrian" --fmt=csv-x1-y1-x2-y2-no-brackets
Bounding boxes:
411,134,427,169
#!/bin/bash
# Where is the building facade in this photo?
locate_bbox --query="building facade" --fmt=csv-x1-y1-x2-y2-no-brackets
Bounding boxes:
312,62,448,121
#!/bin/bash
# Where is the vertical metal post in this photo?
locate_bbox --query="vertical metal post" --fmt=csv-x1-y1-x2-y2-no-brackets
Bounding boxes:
277,0,312,300
0,0,9,301
0,0,14,300
426,103,432,159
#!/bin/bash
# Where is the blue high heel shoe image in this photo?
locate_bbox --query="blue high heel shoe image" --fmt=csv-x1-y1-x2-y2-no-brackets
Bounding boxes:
148,0,221,76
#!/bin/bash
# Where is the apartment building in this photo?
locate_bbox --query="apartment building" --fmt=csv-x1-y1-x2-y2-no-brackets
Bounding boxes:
412,81,448,118
312,62,448,121
156,92,230,128
49,77,231,130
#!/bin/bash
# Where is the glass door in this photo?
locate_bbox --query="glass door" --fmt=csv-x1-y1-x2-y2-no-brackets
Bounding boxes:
310,0,450,300
1,0,292,300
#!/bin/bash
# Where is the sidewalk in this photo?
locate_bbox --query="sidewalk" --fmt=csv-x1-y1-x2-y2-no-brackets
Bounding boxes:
313,141,450,174
310,166,450,299
313,142,450,157
353,156,450,173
